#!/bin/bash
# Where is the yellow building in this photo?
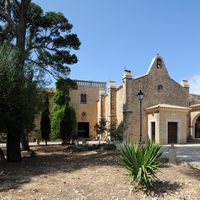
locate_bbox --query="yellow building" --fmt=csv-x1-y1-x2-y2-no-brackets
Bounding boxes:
69,80,106,139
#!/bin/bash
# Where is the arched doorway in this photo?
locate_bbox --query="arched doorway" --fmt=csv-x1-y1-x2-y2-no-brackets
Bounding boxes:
195,116,200,138
190,110,200,139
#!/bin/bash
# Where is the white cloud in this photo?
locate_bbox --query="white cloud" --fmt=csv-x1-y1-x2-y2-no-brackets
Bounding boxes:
189,75,200,94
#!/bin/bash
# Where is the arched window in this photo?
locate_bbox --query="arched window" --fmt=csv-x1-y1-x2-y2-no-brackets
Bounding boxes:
80,94,87,104
157,58,162,69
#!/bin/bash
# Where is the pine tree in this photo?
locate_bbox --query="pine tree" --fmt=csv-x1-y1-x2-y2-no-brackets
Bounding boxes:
0,1,80,161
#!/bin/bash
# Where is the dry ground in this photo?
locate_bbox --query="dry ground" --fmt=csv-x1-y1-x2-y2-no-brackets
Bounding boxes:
0,145,200,200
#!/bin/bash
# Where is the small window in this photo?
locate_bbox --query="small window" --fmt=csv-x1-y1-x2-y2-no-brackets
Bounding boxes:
157,84,163,92
80,94,87,104
157,58,162,68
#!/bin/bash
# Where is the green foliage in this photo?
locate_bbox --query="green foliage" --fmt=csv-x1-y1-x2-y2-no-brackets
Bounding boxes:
108,121,124,142
51,105,65,139
115,121,124,142
21,74,39,134
0,44,38,134
0,1,81,79
0,44,39,161
56,77,77,91
53,91,66,106
60,106,77,142
40,95,51,145
51,78,77,142
51,104,77,142
54,77,77,104
118,142,163,188
94,117,107,139
0,1,80,161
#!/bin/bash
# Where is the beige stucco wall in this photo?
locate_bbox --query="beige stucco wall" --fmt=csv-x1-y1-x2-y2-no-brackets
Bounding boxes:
97,100,101,122
147,113,160,143
159,110,188,144
104,95,108,122
147,109,188,145
116,86,124,125
69,82,106,138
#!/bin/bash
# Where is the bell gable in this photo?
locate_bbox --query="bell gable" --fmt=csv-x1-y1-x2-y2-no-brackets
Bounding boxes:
147,54,169,77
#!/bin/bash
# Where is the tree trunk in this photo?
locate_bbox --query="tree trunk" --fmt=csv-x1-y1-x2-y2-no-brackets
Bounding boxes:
21,132,30,151
7,129,21,162
16,0,31,73
13,1,30,155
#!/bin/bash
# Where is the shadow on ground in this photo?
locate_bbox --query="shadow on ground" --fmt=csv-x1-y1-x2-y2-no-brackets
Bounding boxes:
141,180,182,198
0,145,117,193
180,164,200,180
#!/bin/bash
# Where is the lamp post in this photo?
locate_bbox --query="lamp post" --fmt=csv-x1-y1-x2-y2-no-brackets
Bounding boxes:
137,90,144,143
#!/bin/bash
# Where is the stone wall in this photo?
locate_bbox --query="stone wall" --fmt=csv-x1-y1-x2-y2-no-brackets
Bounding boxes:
189,94,200,105
124,55,189,143
107,81,117,129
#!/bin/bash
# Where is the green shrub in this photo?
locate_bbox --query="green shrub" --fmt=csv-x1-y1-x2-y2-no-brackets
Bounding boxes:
118,141,163,188
50,77,77,143
51,105,65,139
94,117,107,142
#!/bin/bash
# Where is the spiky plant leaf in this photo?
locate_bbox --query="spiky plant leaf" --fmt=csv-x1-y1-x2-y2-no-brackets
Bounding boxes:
118,141,163,188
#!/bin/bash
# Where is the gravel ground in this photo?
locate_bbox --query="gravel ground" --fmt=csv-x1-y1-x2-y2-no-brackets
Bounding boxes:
0,145,199,200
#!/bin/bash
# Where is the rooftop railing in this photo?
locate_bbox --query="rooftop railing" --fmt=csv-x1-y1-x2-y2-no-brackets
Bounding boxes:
75,80,106,88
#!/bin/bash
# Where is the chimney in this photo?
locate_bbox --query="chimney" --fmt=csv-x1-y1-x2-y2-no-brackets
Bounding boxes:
123,69,132,79
108,80,116,89
181,80,189,88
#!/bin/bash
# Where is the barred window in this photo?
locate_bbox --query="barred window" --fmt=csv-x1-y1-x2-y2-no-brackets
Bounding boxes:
80,94,87,103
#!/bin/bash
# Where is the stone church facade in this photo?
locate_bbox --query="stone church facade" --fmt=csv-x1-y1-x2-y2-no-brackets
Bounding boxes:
97,55,200,144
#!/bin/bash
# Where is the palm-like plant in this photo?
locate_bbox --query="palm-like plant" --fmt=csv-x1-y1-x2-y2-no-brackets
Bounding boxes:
118,141,163,188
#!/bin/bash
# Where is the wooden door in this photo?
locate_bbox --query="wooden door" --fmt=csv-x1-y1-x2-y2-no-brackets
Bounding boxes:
78,122,89,138
168,122,177,144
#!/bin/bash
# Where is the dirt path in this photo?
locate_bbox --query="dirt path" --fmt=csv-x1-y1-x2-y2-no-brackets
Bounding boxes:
0,145,199,200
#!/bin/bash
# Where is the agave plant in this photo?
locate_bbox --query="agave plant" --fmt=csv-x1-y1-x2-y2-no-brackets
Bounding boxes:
118,141,163,188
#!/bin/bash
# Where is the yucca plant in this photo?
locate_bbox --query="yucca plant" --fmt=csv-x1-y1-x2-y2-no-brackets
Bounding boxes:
118,141,163,188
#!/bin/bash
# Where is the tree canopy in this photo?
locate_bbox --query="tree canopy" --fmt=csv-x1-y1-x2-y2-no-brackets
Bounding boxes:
0,0,80,161
0,0,81,79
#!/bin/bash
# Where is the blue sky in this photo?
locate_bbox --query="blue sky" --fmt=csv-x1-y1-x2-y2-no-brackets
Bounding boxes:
33,0,200,94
